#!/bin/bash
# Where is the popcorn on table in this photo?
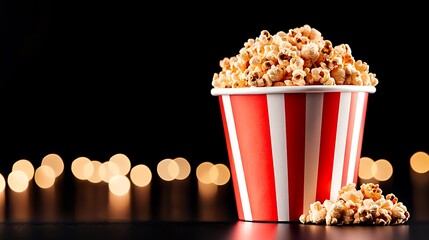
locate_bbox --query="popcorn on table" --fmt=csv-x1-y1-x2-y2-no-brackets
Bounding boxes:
212,25,379,88
299,183,410,225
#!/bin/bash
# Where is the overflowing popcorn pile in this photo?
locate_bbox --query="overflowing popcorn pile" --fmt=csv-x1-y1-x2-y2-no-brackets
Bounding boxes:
299,183,410,225
212,24,379,88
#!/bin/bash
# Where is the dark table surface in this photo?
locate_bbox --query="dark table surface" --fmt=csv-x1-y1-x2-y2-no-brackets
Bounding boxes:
0,220,425,240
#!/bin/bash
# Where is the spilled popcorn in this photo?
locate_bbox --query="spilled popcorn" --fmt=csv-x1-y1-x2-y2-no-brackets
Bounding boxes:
212,24,378,88
299,183,410,225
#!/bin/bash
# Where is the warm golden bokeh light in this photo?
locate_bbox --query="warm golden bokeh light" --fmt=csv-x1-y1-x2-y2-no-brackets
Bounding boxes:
0,173,5,193
109,175,131,196
83,161,95,181
99,161,120,183
7,170,29,193
71,156,93,180
174,157,191,180
87,160,103,183
196,162,214,184
41,153,64,177
109,153,131,176
157,158,179,181
212,164,230,185
12,159,34,181
208,164,219,183
34,165,56,189
371,159,393,181
359,157,375,180
410,151,429,174
130,164,152,187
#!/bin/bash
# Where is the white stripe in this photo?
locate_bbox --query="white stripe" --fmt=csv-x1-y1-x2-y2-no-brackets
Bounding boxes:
267,94,289,221
346,92,366,183
303,93,323,212
330,92,351,200
222,95,252,220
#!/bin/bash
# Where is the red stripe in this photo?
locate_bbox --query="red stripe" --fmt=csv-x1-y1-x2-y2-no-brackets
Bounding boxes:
284,93,306,221
353,93,369,183
230,94,277,221
316,92,340,201
341,93,358,186
219,96,244,220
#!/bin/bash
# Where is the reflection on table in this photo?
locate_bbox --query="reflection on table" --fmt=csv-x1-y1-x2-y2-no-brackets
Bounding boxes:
227,221,410,240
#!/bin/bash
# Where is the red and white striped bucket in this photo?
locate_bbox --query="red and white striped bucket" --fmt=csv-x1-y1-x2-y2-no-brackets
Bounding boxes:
211,86,376,222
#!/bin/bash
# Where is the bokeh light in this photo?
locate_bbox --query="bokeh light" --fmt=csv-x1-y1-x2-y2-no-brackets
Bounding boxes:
41,153,64,177
196,162,214,184
0,174,5,193
99,161,120,183
12,159,34,181
371,159,393,181
157,158,179,181
359,157,375,180
7,170,29,193
109,153,131,176
34,165,56,189
212,164,230,185
109,175,131,196
410,151,429,174
174,157,191,180
197,162,231,185
130,164,152,187
71,156,93,180
87,160,103,183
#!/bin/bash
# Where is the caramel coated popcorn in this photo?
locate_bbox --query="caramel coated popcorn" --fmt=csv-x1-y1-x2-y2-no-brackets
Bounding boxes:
299,183,410,225
212,25,379,88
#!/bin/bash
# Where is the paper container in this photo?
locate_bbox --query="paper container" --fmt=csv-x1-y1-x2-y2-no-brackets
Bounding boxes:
211,85,376,222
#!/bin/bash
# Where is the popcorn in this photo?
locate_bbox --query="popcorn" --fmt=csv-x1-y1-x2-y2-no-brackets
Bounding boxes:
360,182,383,201
299,183,410,225
212,25,379,88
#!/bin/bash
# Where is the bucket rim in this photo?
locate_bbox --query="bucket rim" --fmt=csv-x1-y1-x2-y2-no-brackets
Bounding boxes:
211,85,376,96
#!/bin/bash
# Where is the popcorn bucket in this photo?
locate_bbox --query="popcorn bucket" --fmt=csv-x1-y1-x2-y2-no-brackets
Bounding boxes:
211,85,376,222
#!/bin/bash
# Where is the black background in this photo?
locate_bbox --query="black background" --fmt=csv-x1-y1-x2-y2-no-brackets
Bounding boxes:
1,1,428,221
